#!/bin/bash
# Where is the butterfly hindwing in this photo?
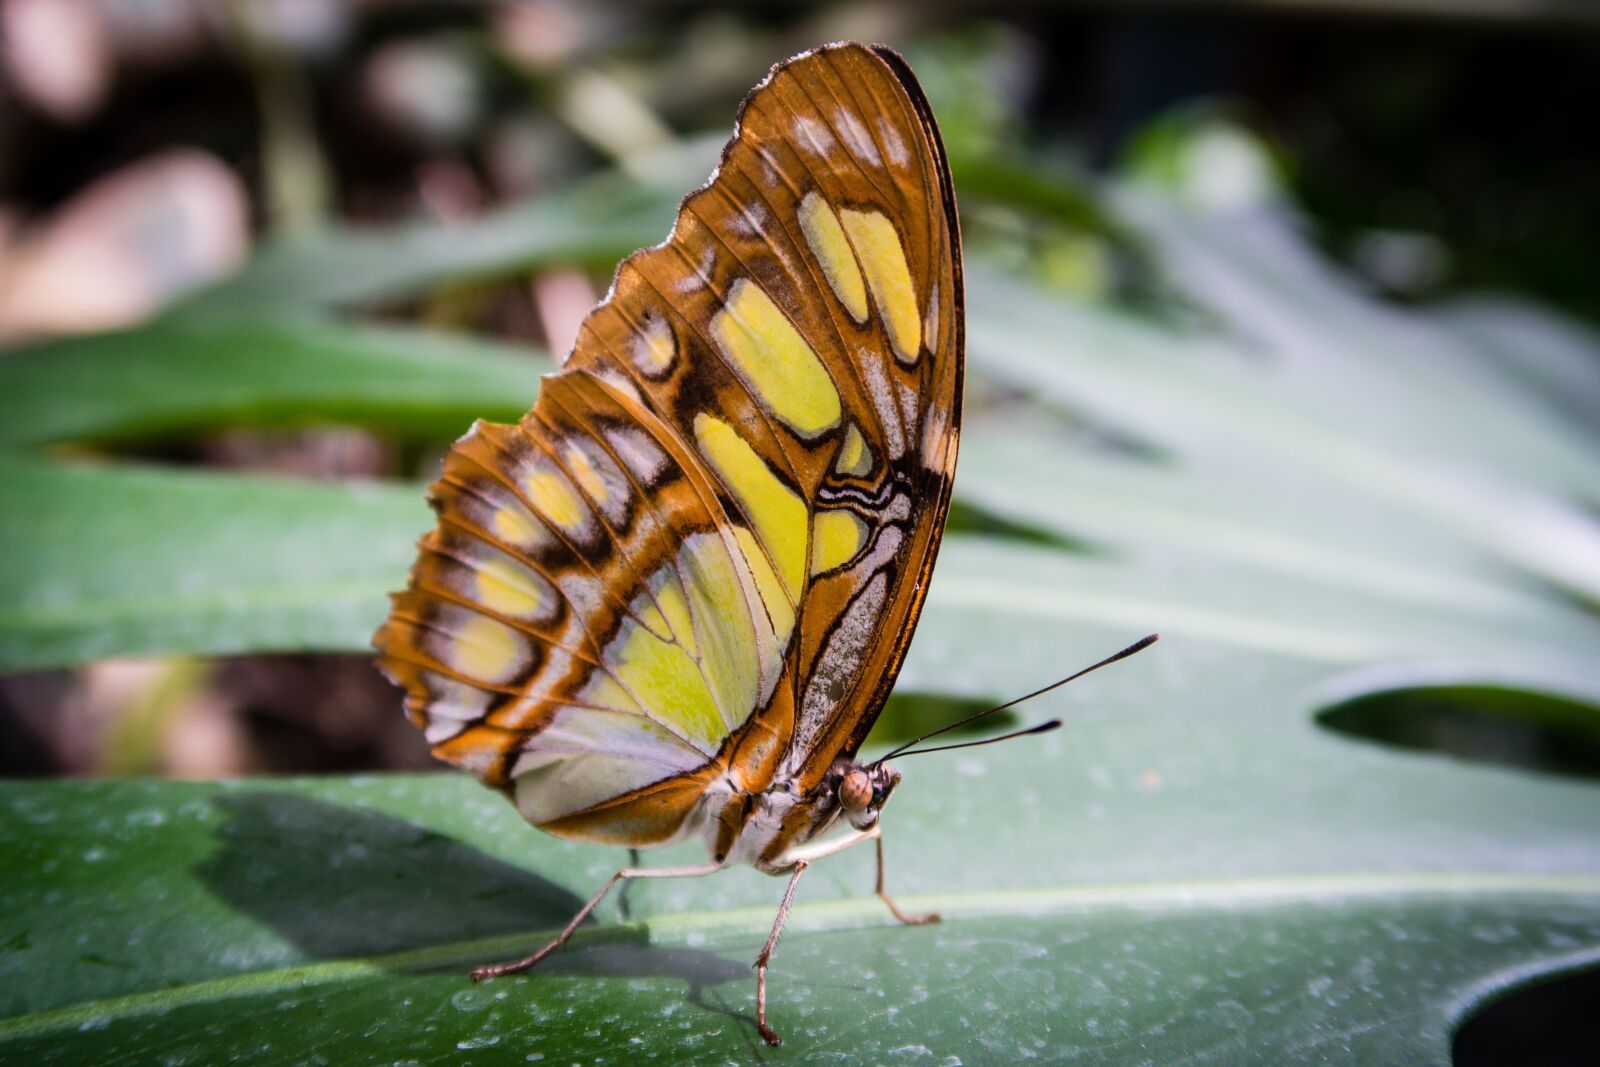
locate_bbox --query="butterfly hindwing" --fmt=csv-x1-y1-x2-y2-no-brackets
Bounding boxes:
374,42,962,845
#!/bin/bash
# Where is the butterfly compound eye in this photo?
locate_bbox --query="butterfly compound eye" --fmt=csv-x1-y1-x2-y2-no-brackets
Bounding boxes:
840,769,873,811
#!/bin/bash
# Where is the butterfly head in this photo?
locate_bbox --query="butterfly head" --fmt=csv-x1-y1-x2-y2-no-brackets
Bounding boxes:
837,762,901,831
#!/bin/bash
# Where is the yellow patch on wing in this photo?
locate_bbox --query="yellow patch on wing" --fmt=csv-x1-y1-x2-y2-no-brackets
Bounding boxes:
646,568,697,655
693,413,807,602
733,526,795,647
490,503,548,552
525,463,587,534
580,672,644,714
677,532,762,729
608,618,725,752
473,556,553,620
711,278,841,439
840,208,921,363
659,581,695,655
563,442,612,508
631,316,676,376
811,510,867,576
835,422,873,477
924,278,941,357
449,615,525,685
798,192,868,323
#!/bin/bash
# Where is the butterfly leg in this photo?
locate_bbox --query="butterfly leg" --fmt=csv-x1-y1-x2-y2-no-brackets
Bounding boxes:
751,827,906,1044
875,833,940,925
754,860,809,1046
470,860,722,981
616,847,642,920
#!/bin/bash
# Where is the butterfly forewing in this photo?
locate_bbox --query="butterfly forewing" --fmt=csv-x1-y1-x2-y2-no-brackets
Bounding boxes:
374,42,962,846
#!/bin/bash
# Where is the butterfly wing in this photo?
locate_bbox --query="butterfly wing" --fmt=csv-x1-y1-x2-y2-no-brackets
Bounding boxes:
374,42,962,845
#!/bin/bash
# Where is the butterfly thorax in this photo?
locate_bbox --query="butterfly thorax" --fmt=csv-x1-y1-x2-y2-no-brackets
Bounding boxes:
714,758,901,875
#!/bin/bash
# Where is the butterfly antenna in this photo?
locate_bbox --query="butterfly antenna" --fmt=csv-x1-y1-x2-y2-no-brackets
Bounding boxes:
883,719,1064,760
870,633,1159,766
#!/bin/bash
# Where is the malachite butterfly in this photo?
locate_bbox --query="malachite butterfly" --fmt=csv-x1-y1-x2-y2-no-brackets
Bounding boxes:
375,40,1155,1045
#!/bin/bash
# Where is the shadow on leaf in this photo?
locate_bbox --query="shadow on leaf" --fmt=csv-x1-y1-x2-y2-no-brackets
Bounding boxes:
194,792,744,990
194,792,767,1043
195,791,590,959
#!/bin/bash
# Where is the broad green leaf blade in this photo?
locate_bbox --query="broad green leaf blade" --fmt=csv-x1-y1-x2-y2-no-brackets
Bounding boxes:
3,770,1598,1064
0,458,425,671
0,320,544,449
6,888,1600,1065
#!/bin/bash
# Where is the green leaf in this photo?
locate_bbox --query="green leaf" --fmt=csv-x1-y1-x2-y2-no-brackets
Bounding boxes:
0,320,545,449
3,692,1599,1063
0,457,425,671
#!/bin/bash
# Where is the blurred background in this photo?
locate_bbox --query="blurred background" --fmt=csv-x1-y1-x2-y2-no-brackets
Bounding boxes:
1,0,1596,775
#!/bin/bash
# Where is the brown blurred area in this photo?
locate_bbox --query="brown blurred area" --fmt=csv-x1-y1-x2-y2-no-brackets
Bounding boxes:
0,655,434,777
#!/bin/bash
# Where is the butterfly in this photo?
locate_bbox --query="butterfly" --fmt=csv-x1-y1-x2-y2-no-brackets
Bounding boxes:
376,41,1028,1046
